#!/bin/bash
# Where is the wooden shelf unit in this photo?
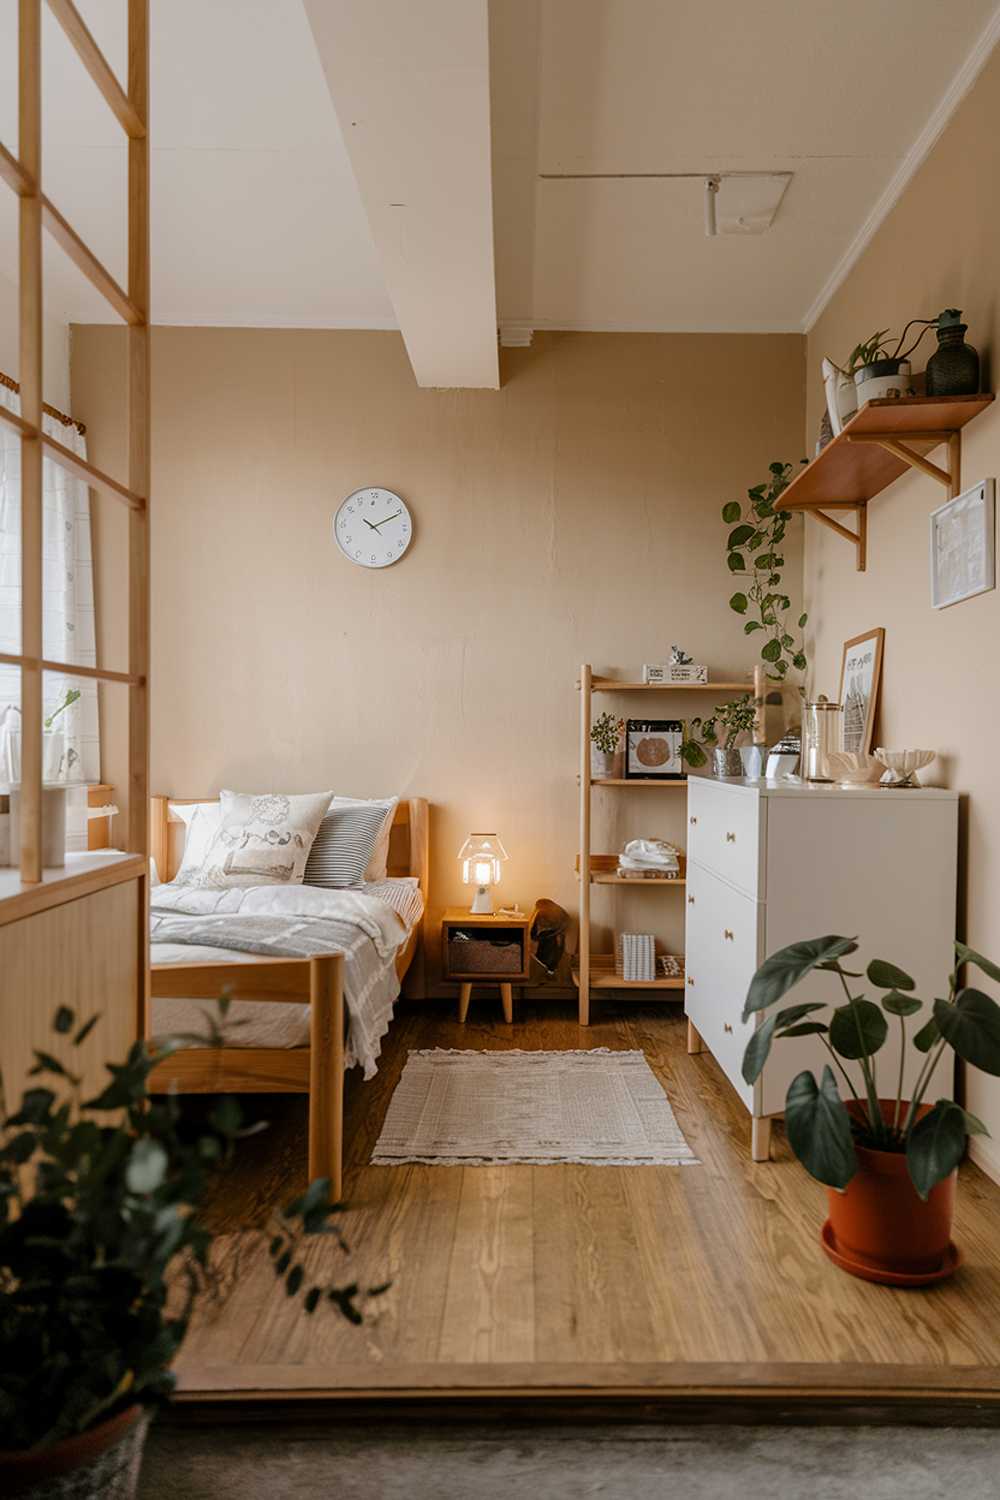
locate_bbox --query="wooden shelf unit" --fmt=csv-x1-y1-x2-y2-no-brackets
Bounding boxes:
578,853,688,886
576,663,765,1025
780,394,994,572
571,955,685,992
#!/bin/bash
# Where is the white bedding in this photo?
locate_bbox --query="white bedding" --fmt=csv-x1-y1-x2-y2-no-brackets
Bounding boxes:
149,877,423,1078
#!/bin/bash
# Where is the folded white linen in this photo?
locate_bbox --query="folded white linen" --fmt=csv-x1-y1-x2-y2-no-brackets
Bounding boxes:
619,838,680,871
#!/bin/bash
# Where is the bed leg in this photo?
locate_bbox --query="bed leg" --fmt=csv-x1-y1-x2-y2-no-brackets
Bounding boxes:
309,954,345,1201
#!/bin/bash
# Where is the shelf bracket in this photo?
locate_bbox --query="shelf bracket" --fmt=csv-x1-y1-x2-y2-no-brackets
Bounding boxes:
845,429,961,498
811,505,867,572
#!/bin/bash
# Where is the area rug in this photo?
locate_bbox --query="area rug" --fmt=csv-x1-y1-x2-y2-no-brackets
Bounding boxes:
370,1048,699,1166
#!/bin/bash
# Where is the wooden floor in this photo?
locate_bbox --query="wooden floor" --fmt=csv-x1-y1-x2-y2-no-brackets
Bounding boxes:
175,1000,1000,1411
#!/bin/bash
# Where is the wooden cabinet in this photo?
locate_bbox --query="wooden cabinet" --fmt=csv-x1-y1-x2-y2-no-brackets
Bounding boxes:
441,907,531,1024
685,778,959,1160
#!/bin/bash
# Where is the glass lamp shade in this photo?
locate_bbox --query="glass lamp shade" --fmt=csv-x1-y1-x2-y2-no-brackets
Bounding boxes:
458,833,509,913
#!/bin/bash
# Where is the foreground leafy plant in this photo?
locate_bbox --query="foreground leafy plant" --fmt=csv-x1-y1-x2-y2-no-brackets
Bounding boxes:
741,938,1000,1198
0,1005,385,1452
724,461,808,682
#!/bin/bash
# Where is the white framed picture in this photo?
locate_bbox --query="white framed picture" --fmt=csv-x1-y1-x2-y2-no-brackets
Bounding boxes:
930,479,996,610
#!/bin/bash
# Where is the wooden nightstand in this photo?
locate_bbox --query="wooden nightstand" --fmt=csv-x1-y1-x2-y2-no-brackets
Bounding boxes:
441,907,531,1024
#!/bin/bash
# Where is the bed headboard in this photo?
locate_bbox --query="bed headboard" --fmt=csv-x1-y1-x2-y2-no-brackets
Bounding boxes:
150,794,430,896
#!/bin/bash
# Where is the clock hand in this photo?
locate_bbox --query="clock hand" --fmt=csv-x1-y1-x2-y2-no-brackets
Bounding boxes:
362,517,379,532
372,511,402,531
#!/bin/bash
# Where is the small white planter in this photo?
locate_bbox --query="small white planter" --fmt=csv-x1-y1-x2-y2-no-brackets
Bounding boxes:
591,745,624,780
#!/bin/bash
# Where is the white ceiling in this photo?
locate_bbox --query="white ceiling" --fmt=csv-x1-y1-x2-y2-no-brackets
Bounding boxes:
0,0,997,380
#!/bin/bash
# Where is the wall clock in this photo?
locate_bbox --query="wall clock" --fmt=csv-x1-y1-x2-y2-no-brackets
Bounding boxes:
333,487,412,569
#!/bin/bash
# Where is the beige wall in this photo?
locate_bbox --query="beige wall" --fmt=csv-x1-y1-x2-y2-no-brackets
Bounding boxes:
0,272,71,411
73,326,805,984
806,44,1000,1155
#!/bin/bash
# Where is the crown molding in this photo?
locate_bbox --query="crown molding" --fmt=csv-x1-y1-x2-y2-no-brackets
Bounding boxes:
802,3,1000,333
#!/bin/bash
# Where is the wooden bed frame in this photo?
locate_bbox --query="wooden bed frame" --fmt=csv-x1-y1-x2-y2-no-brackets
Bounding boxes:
147,796,429,1198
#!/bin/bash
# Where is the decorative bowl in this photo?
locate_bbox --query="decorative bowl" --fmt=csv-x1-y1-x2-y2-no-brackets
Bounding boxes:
874,748,935,788
825,751,882,786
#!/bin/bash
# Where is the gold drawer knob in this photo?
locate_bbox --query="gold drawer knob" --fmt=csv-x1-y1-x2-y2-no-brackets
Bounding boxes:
724,928,734,941
726,831,736,843
723,1022,733,1034
687,976,694,986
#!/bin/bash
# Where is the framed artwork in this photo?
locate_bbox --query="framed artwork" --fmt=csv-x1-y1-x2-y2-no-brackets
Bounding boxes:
930,479,996,610
625,719,684,780
839,628,884,755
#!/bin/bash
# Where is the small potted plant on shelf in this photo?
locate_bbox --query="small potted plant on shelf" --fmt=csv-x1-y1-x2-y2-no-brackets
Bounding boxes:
681,693,756,778
741,934,1000,1285
847,318,937,407
0,1006,384,1498
590,711,625,779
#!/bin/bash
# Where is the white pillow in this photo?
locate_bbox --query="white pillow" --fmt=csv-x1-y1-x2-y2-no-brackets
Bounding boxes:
170,802,222,885
329,795,399,881
182,790,333,889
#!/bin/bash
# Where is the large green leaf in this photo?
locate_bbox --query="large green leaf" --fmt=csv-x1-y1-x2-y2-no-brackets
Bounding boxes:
743,935,858,1020
744,621,764,634
867,959,915,991
955,942,1000,987
785,1066,857,1189
729,591,748,614
727,524,755,548
742,1016,779,1084
913,1015,940,1052
760,638,782,663
727,552,746,573
779,1022,829,1037
722,501,742,523
906,1100,968,1201
829,999,888,1060
881,990,922,1017
934,989,1000,1075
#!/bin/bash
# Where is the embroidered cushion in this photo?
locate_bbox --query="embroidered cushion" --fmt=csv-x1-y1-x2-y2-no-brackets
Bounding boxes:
185,789,333,888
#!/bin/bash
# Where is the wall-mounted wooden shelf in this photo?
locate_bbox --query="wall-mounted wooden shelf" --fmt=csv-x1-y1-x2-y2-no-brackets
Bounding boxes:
780,394,994,572
588,678,751,692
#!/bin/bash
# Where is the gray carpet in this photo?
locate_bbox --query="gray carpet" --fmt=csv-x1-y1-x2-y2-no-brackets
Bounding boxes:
139,1422,1000,1499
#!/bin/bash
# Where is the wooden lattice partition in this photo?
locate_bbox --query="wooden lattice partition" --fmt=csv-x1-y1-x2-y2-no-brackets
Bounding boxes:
0,0,150,883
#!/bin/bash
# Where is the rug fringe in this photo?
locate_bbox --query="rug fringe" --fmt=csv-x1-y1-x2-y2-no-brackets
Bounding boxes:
406,1047,646,1059
370,1154,700,1167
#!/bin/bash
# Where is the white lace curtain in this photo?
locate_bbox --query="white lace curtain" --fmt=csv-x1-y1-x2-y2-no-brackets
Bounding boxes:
0,385,101,783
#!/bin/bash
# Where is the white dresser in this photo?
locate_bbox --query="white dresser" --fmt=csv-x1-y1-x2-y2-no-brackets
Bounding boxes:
684,777,959,1160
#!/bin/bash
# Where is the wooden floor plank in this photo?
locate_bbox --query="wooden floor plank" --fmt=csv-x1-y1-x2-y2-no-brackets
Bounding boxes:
176,1003,1000,1397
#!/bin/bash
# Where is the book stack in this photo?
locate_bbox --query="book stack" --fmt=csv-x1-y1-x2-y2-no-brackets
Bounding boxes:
615,932,656,982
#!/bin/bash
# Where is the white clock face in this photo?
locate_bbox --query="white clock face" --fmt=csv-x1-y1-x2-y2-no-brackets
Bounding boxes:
334,487,412,569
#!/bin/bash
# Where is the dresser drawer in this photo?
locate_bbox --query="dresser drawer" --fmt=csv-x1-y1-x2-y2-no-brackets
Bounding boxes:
685,860,762,1108
686,778,762,897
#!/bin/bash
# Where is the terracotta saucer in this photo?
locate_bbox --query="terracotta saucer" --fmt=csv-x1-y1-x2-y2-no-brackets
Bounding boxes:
820,1220,962,1287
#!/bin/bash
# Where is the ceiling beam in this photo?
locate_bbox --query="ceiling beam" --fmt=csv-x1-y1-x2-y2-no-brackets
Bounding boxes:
304,0,498,389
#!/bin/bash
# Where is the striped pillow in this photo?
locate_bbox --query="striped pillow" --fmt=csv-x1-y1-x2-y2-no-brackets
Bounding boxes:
304,801,394,888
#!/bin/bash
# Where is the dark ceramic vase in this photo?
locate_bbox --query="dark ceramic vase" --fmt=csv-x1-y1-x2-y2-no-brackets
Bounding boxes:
926,318,979,396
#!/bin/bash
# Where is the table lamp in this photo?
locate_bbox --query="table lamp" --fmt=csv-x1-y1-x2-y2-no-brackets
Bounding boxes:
458,832,508,914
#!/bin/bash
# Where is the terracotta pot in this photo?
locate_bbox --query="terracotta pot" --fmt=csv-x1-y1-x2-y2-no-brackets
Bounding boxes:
0,1405,149,1499
827,1100,956,1278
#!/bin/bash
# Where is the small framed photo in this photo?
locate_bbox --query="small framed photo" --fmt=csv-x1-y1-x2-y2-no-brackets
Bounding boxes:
642,663,668,684
930,479,995,610
625,719,685,780
839,627,884,755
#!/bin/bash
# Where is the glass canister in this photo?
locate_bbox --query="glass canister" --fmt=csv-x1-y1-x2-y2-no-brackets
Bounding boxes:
802,696,843,782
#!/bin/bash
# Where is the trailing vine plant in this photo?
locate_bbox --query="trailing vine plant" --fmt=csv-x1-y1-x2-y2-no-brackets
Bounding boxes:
724,460,808,682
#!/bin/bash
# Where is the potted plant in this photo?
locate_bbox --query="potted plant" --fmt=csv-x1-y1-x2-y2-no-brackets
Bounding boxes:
590,711,625,779
0,1006,384,1497
682,693,756,778
847,319,936,407
741,934,1000,1284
